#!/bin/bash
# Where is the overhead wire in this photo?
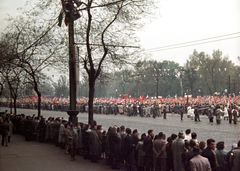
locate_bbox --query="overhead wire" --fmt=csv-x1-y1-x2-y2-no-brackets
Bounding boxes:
142,32,240,53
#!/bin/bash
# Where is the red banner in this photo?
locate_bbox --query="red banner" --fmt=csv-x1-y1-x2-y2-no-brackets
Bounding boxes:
122,94,129,99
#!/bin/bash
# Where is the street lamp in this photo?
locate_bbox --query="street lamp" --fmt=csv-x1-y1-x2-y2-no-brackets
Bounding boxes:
116,89,118,98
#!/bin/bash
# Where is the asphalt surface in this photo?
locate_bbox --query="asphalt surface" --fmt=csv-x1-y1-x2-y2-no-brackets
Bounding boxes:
0,133,125,171
0,107,240,171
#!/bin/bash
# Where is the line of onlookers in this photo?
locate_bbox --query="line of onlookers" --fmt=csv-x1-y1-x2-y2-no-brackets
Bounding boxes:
0,111,240,171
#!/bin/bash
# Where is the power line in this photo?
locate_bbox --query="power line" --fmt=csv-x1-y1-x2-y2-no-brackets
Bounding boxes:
142,32,240,53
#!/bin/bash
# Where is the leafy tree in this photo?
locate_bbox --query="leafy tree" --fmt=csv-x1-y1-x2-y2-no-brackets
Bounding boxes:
1,1,67,116
53,75,69,97
187,49,235,95
70,0,159,125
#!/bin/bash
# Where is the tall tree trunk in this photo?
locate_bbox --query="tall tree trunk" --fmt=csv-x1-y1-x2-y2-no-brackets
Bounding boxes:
36,89,41,117
88,75,95,126
13,97,17,114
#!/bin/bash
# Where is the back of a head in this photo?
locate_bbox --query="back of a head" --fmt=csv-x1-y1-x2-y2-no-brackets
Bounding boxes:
141,133,146,140
126,128,131,134
158,132,164,139
186,129,191,135
189,139,196,148
193,146,201,156
171,134,177,140
216,141,225,150
191,132,197,139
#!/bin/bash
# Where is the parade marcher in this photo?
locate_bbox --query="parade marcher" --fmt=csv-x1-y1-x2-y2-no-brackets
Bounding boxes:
123,128,137,171
171,130,186,171
190,146,212,171
201,138,218,171
223,105,228,120
229,140,240,171
153,132,167,171
114,104,118,115
143,129,154,171
163,106,167,119
228,106,233,124
138,104,143,117
133,104,137,116
208,105,214,123
67,124,78,161
180,106,184,120
152,105,156,118
215,105,223,125
155,104,160,117
232,106,238,124
194,106,201,122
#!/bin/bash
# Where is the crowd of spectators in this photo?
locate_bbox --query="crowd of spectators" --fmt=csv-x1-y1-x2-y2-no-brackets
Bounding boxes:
0,111,240,171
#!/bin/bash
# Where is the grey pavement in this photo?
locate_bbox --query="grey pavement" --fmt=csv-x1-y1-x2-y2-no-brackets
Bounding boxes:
0,134,126,171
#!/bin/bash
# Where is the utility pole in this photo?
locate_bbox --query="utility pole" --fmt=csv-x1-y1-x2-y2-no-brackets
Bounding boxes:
61,0,82,125
178,67,184,97
67,16,79,125
228,75,231,95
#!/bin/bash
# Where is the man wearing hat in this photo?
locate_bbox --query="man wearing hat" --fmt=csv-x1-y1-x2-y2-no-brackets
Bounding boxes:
171,130,185,171
190,146,211,171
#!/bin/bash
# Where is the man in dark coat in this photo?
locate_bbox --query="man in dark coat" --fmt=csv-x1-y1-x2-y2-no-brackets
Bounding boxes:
180,106,184,120
52,118,61,146
163,106,167,119
232,106,238,124
132,129,139,164
143,129,154,171
139,104,143,117
123,128,137,171
133,104,137,116
201,138,218,171
108,126,121,169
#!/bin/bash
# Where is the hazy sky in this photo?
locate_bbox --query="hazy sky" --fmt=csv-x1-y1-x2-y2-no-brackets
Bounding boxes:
1,0,240,67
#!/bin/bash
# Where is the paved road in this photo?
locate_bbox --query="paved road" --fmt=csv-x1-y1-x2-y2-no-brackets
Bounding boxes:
0,134,126,171
1,107,240,151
